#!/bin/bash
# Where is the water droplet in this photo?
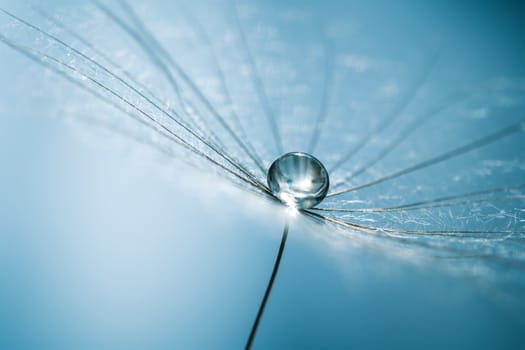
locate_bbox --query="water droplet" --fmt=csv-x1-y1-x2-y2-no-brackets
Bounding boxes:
267,152,329,209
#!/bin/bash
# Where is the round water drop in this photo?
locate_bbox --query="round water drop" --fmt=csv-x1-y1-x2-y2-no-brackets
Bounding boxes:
267,152,329,209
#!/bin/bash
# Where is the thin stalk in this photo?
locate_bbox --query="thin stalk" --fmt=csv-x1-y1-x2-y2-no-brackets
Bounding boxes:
246,221,290,350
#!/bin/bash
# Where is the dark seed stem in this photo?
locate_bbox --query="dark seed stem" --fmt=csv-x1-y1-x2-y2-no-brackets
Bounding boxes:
246,221,290,350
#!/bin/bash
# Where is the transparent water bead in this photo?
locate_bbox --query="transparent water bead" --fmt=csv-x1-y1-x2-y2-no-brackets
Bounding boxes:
267,152,330,209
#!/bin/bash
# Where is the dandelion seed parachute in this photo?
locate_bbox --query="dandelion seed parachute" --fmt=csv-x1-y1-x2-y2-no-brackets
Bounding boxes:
1,0,525,349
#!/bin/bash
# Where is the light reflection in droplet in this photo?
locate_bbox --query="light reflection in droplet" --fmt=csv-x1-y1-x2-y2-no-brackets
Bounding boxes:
267,152,329,209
